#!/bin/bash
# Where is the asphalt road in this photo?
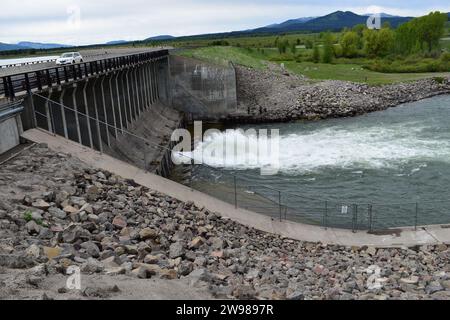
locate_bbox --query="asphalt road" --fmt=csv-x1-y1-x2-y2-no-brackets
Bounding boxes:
0,47,167,77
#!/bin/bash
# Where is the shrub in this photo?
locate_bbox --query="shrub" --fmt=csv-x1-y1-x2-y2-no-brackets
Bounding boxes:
433,77,446,84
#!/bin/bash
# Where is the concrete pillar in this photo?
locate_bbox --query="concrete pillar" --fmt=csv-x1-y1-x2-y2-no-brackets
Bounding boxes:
155,59,161,101
125,68,133,123
152,60,157,102
120,70,129,129
146,62,155,105
91,77,104,152
137,65,144,112
114,71,124,134
59,88,69,139
72,85,82,144
108,73,118,138
129,67,138,120
44,90,53,133
143,63,150,108
100,76,111,146
133,67,141,115
82,80,94,148
22,93,37,130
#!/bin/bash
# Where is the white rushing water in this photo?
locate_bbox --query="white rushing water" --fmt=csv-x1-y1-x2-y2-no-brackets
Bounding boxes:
186,116,450,175
180,96,450,228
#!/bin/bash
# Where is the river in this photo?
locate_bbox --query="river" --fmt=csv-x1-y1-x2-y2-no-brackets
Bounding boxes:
173,95,450,230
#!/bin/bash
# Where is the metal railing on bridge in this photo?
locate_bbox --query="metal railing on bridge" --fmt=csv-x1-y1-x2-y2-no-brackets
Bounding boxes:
0,50,168,99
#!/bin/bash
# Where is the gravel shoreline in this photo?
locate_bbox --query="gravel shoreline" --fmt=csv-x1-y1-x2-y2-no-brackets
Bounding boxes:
1,145,450,300
233,65,450,122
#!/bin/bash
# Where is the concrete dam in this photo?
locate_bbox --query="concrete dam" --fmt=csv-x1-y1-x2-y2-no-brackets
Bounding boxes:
0,49,238,177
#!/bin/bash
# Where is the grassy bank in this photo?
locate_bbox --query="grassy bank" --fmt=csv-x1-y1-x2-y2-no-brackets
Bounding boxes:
177,46,450,85
179,46,267,69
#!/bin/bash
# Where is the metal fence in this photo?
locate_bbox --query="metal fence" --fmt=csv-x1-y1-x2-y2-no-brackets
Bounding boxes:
27,93,450,232
0,50,168,99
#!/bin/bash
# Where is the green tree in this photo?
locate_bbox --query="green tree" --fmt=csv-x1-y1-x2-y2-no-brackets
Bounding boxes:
340,31,360,57
304,39,313,49
321,33,335,63
394,11,447,55
312,44,320,63
419,12,448,52
363,27,394,57
290,42,297,54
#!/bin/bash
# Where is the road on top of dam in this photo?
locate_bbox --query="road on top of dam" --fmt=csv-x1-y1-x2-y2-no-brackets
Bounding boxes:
0,47,171,77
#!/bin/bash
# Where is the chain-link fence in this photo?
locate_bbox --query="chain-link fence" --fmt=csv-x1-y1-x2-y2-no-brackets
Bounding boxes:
30,93,450,232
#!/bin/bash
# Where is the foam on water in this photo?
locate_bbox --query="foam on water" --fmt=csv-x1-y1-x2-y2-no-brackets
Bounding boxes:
179,96,450,228
184,119,450,174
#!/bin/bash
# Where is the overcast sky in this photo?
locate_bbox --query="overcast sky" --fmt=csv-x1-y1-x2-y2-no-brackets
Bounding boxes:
1,0,449,46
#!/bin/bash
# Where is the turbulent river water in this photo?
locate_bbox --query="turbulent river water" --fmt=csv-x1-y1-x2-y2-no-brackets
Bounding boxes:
174,95,450,230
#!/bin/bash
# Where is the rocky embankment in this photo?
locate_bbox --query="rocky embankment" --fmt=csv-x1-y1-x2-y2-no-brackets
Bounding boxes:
234,66,450,122
1,144,450,300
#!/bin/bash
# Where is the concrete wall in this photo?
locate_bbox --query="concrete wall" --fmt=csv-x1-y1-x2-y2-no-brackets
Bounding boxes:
169,55,237,120
0,115,22,154
18,56,182,176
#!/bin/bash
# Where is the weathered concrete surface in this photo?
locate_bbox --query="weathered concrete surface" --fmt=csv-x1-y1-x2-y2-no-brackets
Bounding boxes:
102,102,183,173
21,129,450,248
0,117,21,154
169,55,237,119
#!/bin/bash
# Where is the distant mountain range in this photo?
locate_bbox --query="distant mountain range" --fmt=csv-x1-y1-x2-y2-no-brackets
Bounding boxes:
1,10,449,52
240,11,414,35
105,40,128,45
145,35,175,41
17,42,70,49
0,41,70,52
263,16,318,29
149,10,420,42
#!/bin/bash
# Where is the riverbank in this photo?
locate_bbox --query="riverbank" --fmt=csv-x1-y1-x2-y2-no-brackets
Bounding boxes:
1,144,450,300
231,65,450,122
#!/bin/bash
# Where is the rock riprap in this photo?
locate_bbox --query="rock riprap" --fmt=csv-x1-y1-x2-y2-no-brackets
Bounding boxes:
234,65,450,122
0,144,450,300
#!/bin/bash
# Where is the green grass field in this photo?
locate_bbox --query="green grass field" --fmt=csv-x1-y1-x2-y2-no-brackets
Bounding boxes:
179,46,267,69
178,46,450,85
283,61,450,85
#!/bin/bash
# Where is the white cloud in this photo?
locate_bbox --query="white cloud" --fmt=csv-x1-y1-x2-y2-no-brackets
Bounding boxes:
1,0,449,45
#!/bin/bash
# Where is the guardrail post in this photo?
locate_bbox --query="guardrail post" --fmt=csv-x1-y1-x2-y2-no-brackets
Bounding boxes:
2,77,8,98
36,71,42,91
45,69,52,88
64,66,69,83
56,67,61,85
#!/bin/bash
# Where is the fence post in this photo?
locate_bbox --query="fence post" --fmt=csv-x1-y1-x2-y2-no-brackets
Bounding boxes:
234,175,238,209
368,204,373,233
352,204,358,233
278,191,282,222
415,203,419,231
49,100,56,136
324,201,328,230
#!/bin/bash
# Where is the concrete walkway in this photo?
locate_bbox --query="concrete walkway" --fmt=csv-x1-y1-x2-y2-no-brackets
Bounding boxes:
21,129,450,248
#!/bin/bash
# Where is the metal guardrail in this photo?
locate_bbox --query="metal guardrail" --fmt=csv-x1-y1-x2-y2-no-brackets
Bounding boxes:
0,57,59,69
0,100,24,121
0,50,169,99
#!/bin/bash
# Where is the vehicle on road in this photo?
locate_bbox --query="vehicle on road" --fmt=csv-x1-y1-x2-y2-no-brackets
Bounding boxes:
56,52,83,65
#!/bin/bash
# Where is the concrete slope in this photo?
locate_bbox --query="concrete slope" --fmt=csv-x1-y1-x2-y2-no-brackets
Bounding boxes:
21,128,450,248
